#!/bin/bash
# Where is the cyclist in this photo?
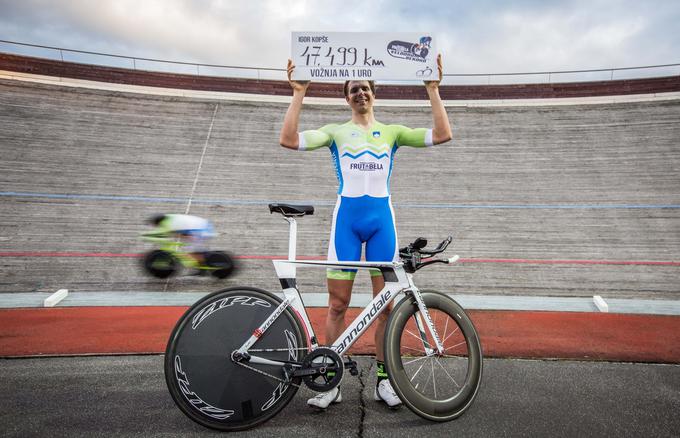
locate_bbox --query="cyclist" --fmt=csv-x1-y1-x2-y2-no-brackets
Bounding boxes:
279,54,452,410
144,213,216,267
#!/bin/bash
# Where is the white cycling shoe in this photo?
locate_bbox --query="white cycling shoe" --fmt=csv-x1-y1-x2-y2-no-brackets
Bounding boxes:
374,379,402,408
307,387,342,410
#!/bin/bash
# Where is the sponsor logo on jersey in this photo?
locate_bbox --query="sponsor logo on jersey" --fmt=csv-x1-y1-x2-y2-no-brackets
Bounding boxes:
372,131,381,138
350,162,384,171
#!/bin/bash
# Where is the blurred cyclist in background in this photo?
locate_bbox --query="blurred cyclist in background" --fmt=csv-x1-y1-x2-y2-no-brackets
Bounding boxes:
144,213,216,264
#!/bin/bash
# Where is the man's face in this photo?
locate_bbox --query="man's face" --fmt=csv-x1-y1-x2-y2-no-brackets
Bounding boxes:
345,81,374,114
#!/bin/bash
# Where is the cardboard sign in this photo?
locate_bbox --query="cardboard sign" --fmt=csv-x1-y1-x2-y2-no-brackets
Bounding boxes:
291,32,437,81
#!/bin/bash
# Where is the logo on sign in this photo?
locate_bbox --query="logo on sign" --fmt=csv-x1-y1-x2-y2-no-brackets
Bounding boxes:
386,36,432,62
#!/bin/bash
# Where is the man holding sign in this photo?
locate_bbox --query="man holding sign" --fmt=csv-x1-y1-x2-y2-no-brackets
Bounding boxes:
279,35,452,410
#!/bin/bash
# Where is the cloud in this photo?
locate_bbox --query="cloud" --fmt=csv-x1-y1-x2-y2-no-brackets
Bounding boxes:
459,8,648,72
0,0,678,77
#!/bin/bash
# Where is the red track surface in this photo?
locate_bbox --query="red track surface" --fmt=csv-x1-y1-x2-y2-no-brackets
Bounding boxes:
1,307,678,362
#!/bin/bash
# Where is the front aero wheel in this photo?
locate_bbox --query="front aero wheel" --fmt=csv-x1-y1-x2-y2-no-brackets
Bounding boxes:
384,290,483,421
165,287,307,431
204,251,236,279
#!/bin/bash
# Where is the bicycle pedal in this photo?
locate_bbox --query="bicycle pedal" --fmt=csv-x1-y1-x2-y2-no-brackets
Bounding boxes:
344,358,359,376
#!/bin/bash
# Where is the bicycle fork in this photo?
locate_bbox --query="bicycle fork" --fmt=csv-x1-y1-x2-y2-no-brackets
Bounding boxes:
407,275,445,356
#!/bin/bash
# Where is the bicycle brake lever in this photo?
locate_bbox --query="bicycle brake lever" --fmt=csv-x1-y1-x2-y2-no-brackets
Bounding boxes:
420,236,453,256
436,236,453,251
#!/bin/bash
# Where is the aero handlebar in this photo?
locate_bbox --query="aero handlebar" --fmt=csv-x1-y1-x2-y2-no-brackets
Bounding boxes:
399,236,459,273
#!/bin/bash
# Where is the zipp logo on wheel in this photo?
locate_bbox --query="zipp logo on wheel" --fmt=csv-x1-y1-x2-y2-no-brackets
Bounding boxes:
174,355,234,420
192,295,271,329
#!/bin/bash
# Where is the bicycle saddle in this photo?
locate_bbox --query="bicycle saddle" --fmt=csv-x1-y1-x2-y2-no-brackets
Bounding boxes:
268,203,315,217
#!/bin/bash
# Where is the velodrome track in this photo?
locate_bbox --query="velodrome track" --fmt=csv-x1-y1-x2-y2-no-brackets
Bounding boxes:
1,77,679,297
0,70,680,362
1,65,680,436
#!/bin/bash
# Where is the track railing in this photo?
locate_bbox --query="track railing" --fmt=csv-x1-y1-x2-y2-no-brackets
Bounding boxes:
1,39,679,85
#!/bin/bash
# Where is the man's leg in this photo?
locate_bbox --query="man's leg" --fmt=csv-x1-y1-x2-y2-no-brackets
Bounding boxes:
364,195,402,408
370,274,389,361
181,234,206,274
364,196,398,362
188,235,206,264
307,277,353,410
370,272,401,407
326,278,354,345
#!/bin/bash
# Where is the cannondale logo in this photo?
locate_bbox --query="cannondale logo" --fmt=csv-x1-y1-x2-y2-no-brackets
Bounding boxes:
336,290,391,354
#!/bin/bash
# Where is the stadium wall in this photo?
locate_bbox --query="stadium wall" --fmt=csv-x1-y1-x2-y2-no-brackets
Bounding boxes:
2,52,680,100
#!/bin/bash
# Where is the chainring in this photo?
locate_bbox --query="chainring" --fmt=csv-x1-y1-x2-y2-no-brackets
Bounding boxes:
300,347,344,392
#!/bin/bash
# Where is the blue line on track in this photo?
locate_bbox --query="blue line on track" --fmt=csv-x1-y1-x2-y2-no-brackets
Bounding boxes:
2,191,680,209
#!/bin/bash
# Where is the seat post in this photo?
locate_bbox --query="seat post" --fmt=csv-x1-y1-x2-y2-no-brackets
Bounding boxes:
284,217,297,261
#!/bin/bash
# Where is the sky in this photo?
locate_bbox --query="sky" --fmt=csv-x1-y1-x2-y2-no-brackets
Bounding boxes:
0,0,678,80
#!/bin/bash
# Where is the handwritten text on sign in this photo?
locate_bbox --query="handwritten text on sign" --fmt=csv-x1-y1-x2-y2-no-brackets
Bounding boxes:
291,32,437,81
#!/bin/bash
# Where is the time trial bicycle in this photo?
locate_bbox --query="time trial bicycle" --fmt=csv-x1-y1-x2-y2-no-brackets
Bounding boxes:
141,233,236,279
164,203,483,431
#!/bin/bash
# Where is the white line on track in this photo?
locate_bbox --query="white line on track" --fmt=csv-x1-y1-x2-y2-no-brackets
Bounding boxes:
185,103,219,215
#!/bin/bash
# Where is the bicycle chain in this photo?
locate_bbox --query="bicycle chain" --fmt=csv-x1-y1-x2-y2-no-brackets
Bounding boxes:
233,347,308,388
234,347,355,390
234,360,301,388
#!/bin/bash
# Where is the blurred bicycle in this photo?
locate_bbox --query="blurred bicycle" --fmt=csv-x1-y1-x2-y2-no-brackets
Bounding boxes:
141,214,236,279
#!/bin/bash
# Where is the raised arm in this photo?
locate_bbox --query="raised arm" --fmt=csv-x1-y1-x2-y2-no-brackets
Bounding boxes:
424,54,452,144
279,59,311,150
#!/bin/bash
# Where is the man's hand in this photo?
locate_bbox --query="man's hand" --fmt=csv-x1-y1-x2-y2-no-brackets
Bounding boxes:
287,59,310,93
424,54,443,91
423,54,451,144
280,59,309,149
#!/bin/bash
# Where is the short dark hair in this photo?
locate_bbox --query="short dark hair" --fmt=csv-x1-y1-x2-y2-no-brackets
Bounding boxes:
343,80,376,98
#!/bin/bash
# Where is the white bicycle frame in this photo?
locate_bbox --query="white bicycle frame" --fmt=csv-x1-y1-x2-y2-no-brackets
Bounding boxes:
237,216,452,368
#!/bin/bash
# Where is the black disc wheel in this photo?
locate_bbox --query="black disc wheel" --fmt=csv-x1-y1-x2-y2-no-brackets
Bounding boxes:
204,251,236,279
384,290,483,422
143,250,177,278
165,287,307,431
